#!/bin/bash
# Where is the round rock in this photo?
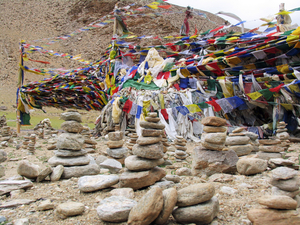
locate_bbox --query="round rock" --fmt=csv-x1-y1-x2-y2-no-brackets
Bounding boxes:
125,155,164,171
56,202,85,219
258,195,297,210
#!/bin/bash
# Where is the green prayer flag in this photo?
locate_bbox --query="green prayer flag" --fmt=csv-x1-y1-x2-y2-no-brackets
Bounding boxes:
122,79,160,90
258,89,273,100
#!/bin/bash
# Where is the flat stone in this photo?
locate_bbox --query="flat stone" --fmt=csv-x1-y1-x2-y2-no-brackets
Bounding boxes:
99,159,122,174
165,175,181,183
141,129,162,137
78,175,119,192
140,121,165,130
244,131,259,141
258,195,297,210
119,167,166,190
0,199,36,209
110,188,135,199
37,199,55,211
50,165,64,181
56,202,85,219
55,149,87,157
132,142,164,159
61,121,83,133
47,145,56,150
48,155,90,167
269,158,295,167
256,152,282,160
202,133,227,145
154,188,178,225
247,208,300,225
107,140,124,149
57,133,84,151
106,147,128,159
145,117,160,123
17,160,40,179
177,183,215,207
201,116,227,126
232,127,246,133
203,126,227,133
136,136,162,146
61,163,100,179
175,154,188,160
174,139,186,146
277,131,289,140
237,158,268,175
97,196,137,222
147,112,158,118
84,138,97,145
128,133,138,138
258,139,282,145
270,176,300,192
36,167,53,182
173,196,219,224
176,167,192,176
151,180,175,190
108,131,124,141
259,145,285,153
60,111,82,122
175,145,187,151
271,167,298,180
226,136,250,145
125,155,164,171
128,187,163,225
272,186,300,198
0,180,33,196
175,150,187,156
202,141,225,151
95,155,108,165
192,148,239,177
228,144,253,156
228,133,245,136
277,128,288,133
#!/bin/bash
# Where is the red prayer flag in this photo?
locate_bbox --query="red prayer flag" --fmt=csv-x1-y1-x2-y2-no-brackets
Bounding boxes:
269,83,284,93
123,99,133,113
161,109,169,120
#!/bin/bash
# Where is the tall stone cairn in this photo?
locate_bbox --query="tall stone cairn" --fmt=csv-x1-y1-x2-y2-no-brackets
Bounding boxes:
174,135,188,161
27,134,36,154
48,110,99,179
276,121,291,150
119,112,166,190
225,127,253,156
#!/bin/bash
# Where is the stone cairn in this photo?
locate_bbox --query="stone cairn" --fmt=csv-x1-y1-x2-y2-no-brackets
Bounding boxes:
48,110,99,179
119,112,166,190
174,135,188,161
27,134,37,154
257,139,285,160
247,167,300,224
0,126,12,143
82,126,97,153
226,127,253,157
106,125,128,164
125,124,136,137
276,121,291,150
34,118,57,138
0,115,7,128
126,132,138,155
192,116,239,177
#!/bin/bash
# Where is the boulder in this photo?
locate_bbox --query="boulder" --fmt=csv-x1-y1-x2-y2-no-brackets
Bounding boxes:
271,167,298,180
145,117,160,123
203,125,227,133
107,140,124,149
237,158,268,175
56,133,84,150
259,139,281,145
37,199,55,211
50,165,64,181
272,186,300,198
0,180,33,195
108,131,124,141
0,150,7,163
61,121,83,133
17,160,40,179
36,167,53,182
175,167,192,176
256,152,282,160
78,175,119,192
202,141,225,151
258,145,285,153
60,111,82,122
110,188,135,199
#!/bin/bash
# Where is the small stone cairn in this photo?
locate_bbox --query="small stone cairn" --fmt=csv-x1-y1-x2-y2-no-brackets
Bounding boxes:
257,138,285,160
106,125,128,164
276,121,290,140
126,132,138,154
82,127,97,153
125,124,136,137
248,167,300,223
0,126,13,146
174,135,188,161
0,115,7,128
48,110,99,179
226,127,252,156
119,112,166,190
27,134,37,154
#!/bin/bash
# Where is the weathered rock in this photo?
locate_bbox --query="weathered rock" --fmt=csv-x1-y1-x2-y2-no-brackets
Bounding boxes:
95,155,108,165
202,141,225,151
141,129,162,137
106,147,128,159
0,180,33,195
140,121,165,130
107,140,124,149
177,183,215,207
174,139,186,146
277,131,289,140
56,202,85,219
175,145,187,151
202,133,227,144
244,131,259,141
108,131,124,141
225,136,250,145
237,158,268,175
258,139,282,145
119,167,166,190
232,127,245,133
110,188,135,199
132,142,164,159
54,149,87,157
208,173,235,183
258,195,297,210
50,165,64,181
128,186,163,225
201,117,227,126
17,160,40,179
78,175,119,192
37,199,55,211
36,167,53,182
0,199,36,209
61,121,83,133
48,155,90,167
256,152,282,160
61,164,100,179
165,175,180,183
97,196,137,223
151,180,175,190
192,148,239,176
175,167,192,176
271,167,298,180
147,112,158,118
125,155,164,171
56,133,84,150
173,196,219,224
272,186,300,198
0,150,7,163
270,176,300,192
259,145,285,153
99,159,122,174
145,117,160,123
228,144,253,156
269,158,295,167
154,188,178,225
60,111,82,122
136,136,162,145
247,208,300,225
175,150,187,156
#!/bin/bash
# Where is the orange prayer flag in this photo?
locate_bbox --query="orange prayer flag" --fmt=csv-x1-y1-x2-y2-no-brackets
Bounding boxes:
158,5,171,9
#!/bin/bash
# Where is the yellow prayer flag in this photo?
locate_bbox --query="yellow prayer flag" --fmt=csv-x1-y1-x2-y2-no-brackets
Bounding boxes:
247,92,263,100
276,10,293,15
280,103,293,111
186,104,202,113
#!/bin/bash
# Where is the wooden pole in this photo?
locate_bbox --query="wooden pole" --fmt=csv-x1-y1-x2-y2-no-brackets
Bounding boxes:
17,43,24,134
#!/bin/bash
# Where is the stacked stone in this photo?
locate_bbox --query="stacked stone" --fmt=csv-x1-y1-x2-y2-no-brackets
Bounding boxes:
119,112,166,190
48,110,99,179
192,117,239,177
0,115,7,128
276,121,289,140
125,124,136,137
174,136,188,161
27,134,36,154
22,135,30,150
35,124,44,139
172,183,219,224
0,126,12,143
106,125,128,163
126,132,138,154
226,127,253,156
257,139,285,160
